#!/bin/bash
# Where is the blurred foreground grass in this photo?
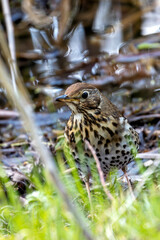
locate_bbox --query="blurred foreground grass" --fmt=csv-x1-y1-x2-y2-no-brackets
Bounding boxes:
0,140,160,240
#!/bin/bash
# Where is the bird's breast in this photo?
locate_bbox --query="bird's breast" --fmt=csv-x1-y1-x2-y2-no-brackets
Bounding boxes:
65,113,139,175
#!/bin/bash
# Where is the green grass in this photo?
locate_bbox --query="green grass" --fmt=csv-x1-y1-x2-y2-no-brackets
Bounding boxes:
0,141,160,240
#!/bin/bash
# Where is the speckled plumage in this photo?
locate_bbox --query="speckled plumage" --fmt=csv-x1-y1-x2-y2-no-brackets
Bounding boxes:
56,83,139,179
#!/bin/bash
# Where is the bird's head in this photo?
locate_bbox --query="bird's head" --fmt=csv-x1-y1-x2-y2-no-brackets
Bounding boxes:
56,83,101,113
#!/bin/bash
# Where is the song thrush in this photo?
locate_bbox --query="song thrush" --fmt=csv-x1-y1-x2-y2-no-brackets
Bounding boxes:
56,82,139,182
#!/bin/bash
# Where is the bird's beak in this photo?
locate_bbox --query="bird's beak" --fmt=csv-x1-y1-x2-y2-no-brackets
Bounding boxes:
56,94,76,102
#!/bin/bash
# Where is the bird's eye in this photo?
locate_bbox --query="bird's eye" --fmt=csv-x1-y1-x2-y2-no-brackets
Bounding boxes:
82,91,88,99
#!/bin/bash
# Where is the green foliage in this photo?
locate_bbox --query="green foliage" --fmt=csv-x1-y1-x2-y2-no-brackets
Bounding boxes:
0,146,160,240
137,43,160,50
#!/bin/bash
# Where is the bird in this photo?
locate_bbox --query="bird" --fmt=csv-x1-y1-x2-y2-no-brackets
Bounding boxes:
56,82,139,196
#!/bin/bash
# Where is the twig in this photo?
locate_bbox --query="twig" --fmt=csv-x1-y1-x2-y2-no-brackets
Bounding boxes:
128,114,160,123
0,110,19,118
1,0,17,93
85,140,114,201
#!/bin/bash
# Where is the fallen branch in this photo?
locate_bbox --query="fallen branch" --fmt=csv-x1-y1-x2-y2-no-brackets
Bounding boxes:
128,114,160,123
0,110,19,119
